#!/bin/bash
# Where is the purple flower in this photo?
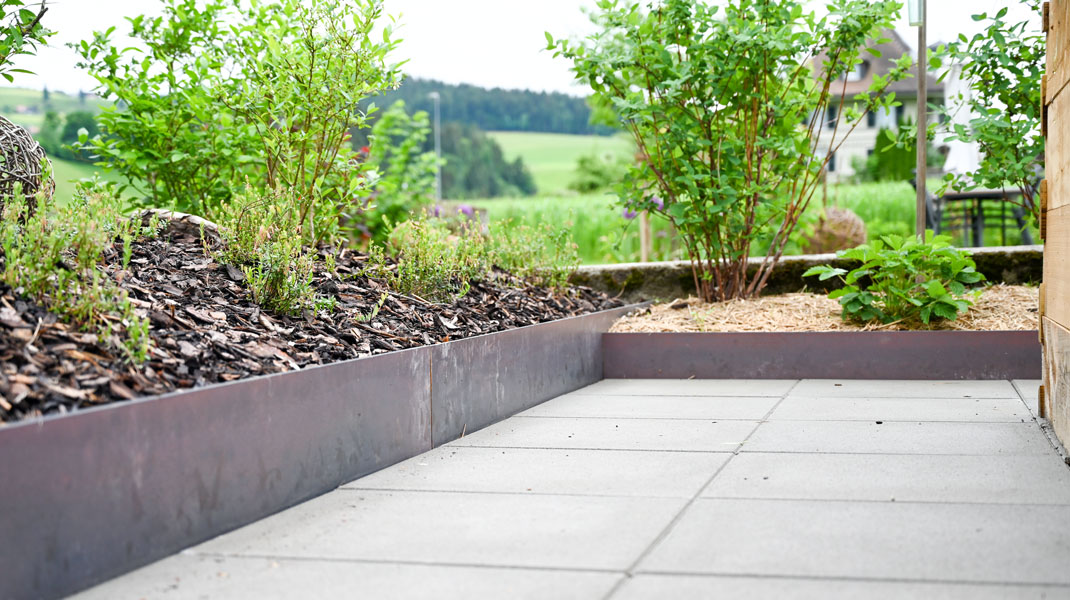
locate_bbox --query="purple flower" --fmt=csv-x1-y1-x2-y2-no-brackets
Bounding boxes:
622,208,638,219
431,204,443,218
651,196,664,210
457,204,474,216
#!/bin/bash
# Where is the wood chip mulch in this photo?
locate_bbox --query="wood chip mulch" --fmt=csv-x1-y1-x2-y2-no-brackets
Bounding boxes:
0,224,622,424
610,284,1039,333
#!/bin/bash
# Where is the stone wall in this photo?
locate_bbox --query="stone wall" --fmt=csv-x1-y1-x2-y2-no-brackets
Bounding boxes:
572,245,1043,302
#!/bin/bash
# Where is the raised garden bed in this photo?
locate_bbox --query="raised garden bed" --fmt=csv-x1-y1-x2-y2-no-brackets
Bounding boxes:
1,222,621,424
602,288,1041,380
0,303,638,600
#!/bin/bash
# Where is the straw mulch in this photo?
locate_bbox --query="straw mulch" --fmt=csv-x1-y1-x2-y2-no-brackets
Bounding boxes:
610,284,1039,333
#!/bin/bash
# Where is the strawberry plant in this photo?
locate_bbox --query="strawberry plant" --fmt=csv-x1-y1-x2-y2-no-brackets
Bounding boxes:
804,233,985,325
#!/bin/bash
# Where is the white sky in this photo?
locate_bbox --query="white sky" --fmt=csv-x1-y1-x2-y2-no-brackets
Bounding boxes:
4,0,1043,97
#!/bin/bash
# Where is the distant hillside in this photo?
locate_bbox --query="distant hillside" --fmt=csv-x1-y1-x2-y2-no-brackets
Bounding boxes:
365,78,616,136
0,87,102,131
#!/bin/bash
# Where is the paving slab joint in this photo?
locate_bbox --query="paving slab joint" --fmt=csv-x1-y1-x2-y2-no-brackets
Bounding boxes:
600,380,802,600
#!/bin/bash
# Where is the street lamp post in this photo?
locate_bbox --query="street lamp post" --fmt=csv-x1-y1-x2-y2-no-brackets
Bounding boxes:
429,91,442,203
909,0,927,238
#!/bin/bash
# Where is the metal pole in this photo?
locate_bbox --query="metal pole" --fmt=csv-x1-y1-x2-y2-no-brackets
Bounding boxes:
915,2,927,238
430,91,442,202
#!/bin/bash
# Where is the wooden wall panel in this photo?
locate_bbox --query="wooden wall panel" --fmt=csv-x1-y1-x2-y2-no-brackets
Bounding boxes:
1044,317,1070,441
1048,0,1070,102
1045,0,1070,447
1049,91,1070,211
1044,204,1070,326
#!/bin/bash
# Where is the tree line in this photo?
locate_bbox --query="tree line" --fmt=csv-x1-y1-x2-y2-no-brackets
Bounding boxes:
364,77,615,136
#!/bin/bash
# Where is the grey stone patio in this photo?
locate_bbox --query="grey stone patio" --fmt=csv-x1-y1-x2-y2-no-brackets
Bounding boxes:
75,379,1070,599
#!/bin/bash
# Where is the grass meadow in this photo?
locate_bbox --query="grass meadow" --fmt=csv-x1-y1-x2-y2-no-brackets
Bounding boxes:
488,130,633,194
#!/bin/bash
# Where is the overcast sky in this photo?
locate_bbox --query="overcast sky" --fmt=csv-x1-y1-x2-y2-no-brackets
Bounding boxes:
4,0,1043,97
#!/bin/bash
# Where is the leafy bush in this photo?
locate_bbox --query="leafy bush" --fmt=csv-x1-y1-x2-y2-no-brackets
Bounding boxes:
804,233,985,325
358,100,439,243
368,218,488,303
933,1,1045,219
0,178,153,361
490,221,580,290
76,0,254,213
568,153,630,193
76,0,399,240
0,0,52,81
552,0,909,301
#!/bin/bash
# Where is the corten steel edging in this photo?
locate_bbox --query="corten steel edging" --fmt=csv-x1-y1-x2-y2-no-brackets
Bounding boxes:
0,346,432,600
0,305,638,600
430,304,640,446
603,331,1042,380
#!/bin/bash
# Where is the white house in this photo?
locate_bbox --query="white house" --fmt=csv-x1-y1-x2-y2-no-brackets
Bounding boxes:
812,29,945,181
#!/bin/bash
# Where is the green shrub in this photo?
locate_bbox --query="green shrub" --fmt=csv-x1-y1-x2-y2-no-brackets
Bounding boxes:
359,100,439,243
367,218,488,303
568,153,630,193
489,220,580,290
241,238,319,317
0,178,153,361
213,186,327,316
76,0,400,241
804,232,985,325
551,0,910,301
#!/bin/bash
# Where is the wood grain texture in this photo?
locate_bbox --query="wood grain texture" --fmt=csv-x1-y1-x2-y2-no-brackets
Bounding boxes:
1048,0,1070,102
1048,91,1070,211
1043,317,1070,439
1043,205,1070,326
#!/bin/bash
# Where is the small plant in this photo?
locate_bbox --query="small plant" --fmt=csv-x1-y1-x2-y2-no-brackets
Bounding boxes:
214,186,329,316
489,220,580,290
241,238,317,317
0,178,152,361
804,232,985,325
367,218,488,303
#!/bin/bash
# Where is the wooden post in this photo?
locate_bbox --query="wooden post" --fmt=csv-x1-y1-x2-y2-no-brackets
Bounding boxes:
639,211,651,263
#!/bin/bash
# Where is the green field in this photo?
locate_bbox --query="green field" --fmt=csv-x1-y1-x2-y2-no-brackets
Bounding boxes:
488,131,633,194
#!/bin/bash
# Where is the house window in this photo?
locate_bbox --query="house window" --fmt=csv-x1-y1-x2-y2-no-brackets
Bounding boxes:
895,104,905,124
827,105,837,129
845,61,870,82
828,151,837,173
867,110,876,128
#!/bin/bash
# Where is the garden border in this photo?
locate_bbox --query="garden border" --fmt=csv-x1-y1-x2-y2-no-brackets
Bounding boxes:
0,304,638,600
602,330,1042,380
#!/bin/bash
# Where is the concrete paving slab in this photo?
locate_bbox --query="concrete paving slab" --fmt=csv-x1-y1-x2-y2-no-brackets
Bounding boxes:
744,421,1053,455
345,446,730,498
521,394,778,420
74,555,622,600
448,416,756,452
790,379,1019,399
770,396,1031,422
194,489,686,571
611,574,1069,600
702,453,1070,504
1014,380,1042,417
639,498,1070,584
574,379,797,397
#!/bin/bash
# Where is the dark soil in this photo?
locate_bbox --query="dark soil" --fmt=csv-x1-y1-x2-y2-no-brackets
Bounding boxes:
0,224,622,423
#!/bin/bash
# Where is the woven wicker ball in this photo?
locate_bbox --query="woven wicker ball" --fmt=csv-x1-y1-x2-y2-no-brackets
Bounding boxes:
0,115,54,210
803,206,867,254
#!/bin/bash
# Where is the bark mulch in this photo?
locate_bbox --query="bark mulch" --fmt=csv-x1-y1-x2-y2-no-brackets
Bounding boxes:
0,223,622,423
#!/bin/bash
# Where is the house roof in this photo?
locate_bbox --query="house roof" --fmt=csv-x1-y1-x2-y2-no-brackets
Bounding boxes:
814,29,943,98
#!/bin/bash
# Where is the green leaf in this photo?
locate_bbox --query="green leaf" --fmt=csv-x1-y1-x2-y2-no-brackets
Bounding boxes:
925,280,948,297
